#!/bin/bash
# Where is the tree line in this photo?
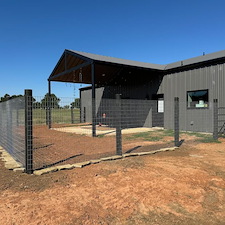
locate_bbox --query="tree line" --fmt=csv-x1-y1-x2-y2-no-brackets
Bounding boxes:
0,93,80,108
0,94,23,102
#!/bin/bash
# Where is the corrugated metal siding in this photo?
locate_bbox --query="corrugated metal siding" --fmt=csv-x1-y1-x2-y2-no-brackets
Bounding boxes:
160,63,225,132
80,87,104,123
80,62,225,132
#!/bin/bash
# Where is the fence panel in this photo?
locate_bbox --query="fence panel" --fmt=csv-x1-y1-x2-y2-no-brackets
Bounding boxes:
32,98,177,170
0,95,217,172
0,97,26,167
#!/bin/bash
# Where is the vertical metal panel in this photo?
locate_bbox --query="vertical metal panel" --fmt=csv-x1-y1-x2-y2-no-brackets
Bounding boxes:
161,62,225,132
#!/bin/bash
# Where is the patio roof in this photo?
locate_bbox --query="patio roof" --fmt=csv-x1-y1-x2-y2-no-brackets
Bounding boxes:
48,49,164,84
48,49,225,84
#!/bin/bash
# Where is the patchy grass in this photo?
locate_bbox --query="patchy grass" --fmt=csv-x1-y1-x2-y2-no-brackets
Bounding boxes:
198,137,221,143
126,131,162,142
125,129,221,144
181,131,221,143
97,134,105,138
161,129,174,136
125,129,174,142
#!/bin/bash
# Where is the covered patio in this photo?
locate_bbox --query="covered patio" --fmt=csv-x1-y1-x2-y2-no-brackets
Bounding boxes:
48,49,164,136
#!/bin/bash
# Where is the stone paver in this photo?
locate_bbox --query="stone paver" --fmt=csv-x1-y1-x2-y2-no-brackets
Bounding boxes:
73,161,91,168
31,146,178,175
56,164,75,171
13,168,25,173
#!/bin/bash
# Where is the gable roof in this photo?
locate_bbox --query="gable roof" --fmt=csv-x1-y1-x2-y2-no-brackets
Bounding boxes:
49,49,225,83
68,49,225,70
68,50,165,70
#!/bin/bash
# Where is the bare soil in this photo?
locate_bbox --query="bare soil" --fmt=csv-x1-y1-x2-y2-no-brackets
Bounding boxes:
1,136,225,224
32,126,174,169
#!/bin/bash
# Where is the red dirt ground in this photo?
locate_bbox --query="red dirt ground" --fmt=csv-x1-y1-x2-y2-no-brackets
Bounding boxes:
1,137,225,224
32,126,174,169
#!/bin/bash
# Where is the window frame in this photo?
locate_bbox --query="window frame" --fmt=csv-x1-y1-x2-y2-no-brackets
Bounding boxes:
187,89,209,109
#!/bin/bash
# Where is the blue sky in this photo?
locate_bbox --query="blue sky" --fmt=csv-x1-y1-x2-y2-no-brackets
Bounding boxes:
1,0,225,98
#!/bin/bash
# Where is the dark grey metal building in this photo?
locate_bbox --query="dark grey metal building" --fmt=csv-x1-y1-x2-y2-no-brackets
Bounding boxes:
49,49,225,133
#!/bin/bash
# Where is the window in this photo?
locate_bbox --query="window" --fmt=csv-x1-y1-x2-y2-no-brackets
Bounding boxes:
187,89,208,109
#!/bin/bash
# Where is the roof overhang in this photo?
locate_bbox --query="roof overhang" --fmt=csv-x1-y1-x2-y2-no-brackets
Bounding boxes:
48,49,164,85
48,49,225,84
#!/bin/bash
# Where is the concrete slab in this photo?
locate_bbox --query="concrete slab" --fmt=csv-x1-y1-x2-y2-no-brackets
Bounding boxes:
53,126,164,137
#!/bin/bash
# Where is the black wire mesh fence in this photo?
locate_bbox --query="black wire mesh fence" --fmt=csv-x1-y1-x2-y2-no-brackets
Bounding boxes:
32,96,178,170
0,90,221,173
0,96,26,167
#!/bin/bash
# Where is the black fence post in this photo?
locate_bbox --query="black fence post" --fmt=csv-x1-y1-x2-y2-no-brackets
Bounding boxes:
92,99,96,137
83,107,86,123
174,97,179,147
71,107,74,124
213,99,218,140
116,94,122,155
46,81,52,129
25,89,33,174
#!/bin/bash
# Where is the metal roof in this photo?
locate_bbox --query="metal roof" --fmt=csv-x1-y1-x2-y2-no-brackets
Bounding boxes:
68,50,165,70
165,49,225,70
68,49,225,71
49,49,225,84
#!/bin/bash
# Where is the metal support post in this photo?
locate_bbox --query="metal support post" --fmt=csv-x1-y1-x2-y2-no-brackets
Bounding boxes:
25,89,33,174
71,107,74,124
174,97,179,147
213,99,218,140
47,80,52,129
116,94,122,155
83,107,86,123
91,63,96,137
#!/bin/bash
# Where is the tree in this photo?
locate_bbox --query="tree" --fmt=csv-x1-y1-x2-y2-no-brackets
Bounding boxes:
63,105,70,109
33,101,41,109
70,98,80,108
40,93,60,109
0,94,23,102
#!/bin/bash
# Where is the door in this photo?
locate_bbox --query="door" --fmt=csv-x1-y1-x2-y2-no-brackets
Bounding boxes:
152,94,164,127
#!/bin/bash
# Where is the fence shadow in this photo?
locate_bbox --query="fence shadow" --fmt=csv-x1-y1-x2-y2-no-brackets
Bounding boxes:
36,153,83,170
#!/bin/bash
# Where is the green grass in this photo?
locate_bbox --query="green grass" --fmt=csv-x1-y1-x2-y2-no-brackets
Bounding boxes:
97,134,105,138
181,131,207,138
125,129,222,143
32,108,80,124
181,131,221,143
161,129,174,136
198,136,221,143
126,130,166,142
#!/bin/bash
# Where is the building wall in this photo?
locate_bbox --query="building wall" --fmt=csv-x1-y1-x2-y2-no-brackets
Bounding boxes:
80,62,225,133
80,74,163,125
159,63,225,132
80,87,104,123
